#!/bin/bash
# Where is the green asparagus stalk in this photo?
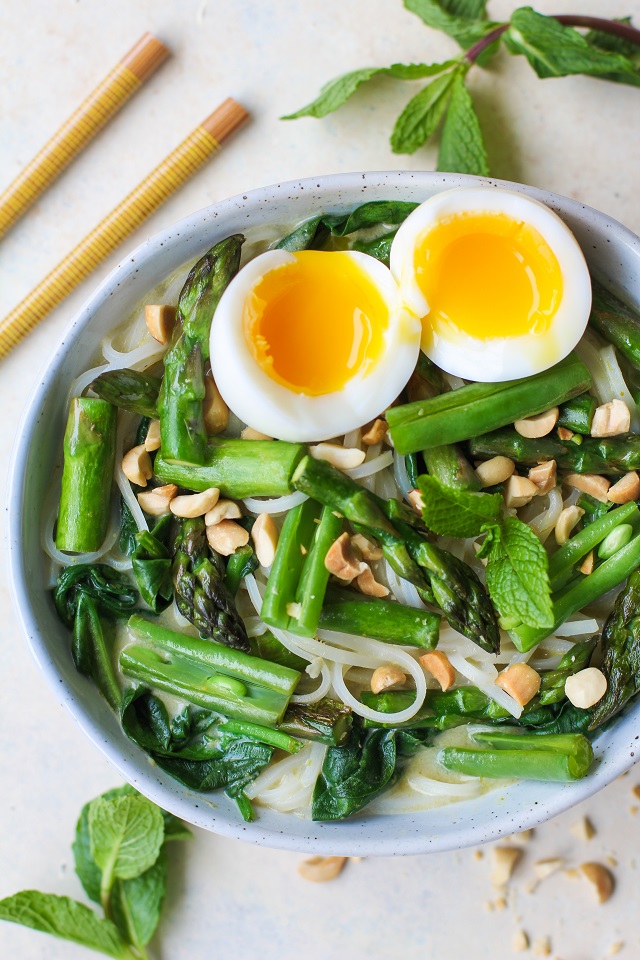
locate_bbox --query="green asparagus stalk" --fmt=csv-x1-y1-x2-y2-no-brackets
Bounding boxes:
512,531,640,651
249,632,308,672
154,438,305,498
291,506,344,636
386,354,591,455
439,731,594,782
158,236,243,464
548,502,639,591
219,718,301,753
172,517,250,651
423,444,481,491
557,394,596,434
90,369,161,418
320,587,441,649
468,427,640,475
56,397,117,553
590,570,640,730
279,699,353,746
537,638,598,706
260,499,322,630
225,543,259,595
589,281,640,372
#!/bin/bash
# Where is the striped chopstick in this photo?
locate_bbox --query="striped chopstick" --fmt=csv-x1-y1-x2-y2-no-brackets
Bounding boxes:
0,99,249,362
0,33,169,240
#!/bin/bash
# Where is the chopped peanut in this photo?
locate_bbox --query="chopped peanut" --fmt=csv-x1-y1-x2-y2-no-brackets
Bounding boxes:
203,376,229,435
555,505,585,545
504,474,539,509
324,533,366,580
475,456,515,488
205,498,242,526
557,426,574,441
491,846,522,888
356,564,389,598
144,304,176,344
495,662,541,707
608,471,640,504
407,488,425,514
512,930,530,952
528,459,557,496
252,513,279,567
532,936,552,957
580,550,595,575
514,407,559,439
351,533,383,562
580,862,614,903
206,519,249,556
571,816,596,841
170,487,220,518
591,399,631,438
361,418,388,445
533,858,565,881
564,473,611,503
565,667,607,709
137,484,177,516
370,664,406,694
122,444,153,487
144,419,162,452
241,426,273,441
419,650,456,691
310,443,366,470
298,856,347,882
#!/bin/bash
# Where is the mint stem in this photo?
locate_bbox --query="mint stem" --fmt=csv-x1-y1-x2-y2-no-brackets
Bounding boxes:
466,13,640,64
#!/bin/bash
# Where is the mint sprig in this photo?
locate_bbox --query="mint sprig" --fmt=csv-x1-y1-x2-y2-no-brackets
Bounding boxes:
479,517,554,630
417,474,502,537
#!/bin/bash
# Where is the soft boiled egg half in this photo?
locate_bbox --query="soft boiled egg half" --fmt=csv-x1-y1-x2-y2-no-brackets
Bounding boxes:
210,249,421,442
390,187,592,382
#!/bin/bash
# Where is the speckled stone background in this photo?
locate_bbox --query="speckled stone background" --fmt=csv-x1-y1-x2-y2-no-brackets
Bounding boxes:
1,2,640,958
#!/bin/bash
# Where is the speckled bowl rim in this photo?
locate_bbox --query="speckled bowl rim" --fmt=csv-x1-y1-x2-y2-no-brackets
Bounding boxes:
8,170,640,856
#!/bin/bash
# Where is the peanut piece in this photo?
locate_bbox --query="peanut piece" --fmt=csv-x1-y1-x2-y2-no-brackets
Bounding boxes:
580,550,595,575
351,533,383,562
297,856,347,882
608,471,640,504
571,816,596,841
495,662,541,706
137,484,177,516
325,533,366,580
407,488,425,513
564,473,611,503
252,513,279,567
203,375,229,435
240,426,273,441
361,418,388,445
356,565,389,598
145,304,176,344
555,505,585,545
205,498,242,526
170,487,220,518
144,419,162,452
122,444,153,487
504,474,539,509
419,650,455,691
206,519,249,556
580,862,614,903
565,667,607,709
514,407,559,439
491,846,522,888
528,459,557,496
591,399,630,438
557,426,574,441
475,456,515,488
310,443,366,470
533,857,565,881
370,664,406,695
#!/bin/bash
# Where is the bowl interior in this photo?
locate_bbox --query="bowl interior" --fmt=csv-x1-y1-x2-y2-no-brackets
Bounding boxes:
9,170,640,856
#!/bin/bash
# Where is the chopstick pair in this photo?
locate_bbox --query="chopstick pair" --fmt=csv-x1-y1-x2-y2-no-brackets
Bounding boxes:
0,36,249,362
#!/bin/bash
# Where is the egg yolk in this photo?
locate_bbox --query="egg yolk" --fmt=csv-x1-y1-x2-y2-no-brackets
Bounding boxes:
414,211,563,343
243,251,388,395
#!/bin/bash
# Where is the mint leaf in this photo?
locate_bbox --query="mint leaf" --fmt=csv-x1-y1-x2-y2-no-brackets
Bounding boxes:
0,892,129,958
404,0,499,50
110,851,167,949
505,8,640,81
391,72,456,154
482,517,554,629
437,71,489,175
585,17,640,61
418,475,502,537
282,61,456,119
89,794,165,890
74,786,138,904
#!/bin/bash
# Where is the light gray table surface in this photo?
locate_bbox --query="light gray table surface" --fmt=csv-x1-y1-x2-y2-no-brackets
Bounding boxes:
2,2,640,958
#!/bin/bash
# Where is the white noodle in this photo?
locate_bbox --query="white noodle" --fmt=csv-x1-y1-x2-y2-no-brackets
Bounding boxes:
446,652,523,719
393,449,414,498
576,332,640,431
67,363,111,402
529,486,563,541
243,490,308,515
244,743,326,813
42,493,120,567
553,618,599,637
345,450,394,479
407,774,483,799
384,560,427,609
114,413,148,534
244,616,268,637
343,428,361,449
290,663,332,704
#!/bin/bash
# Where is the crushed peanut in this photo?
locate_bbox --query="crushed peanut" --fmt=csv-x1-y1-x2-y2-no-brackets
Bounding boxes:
476,456,516,488
528,459,557,496
144,304,176,344
206,519,249,556
608,471,640,504
240,426,273,441
361,418,388,445
495,663,541,707
555,505,585,545
419,650,456,691
170,487,220,518
351,533,383,562
591,399,631,438
571,816,596,841
205,498,242,526
407,488,425,514
504,474,539,509
580,550,595,575
325,533,366,581
203,376,229,435
370,664,406,695
533,858,565,881
512,930,530,952
564,473,611,503
533,935,552,957
122,444,153,488
144,419,162,452
310,443,366,470
565,668,607,709
557,426,574,441
252,513,279,567
514,407,559,439
137,484,177,516
356,565,389,598
297,856,347,882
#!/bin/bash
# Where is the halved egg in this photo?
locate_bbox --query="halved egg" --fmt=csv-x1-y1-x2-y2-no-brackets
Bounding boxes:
210,249,421,441
390,187,592,382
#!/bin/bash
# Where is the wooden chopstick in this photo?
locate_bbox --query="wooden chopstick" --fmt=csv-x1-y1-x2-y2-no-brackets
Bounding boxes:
0,99,249,362
0,33,169,240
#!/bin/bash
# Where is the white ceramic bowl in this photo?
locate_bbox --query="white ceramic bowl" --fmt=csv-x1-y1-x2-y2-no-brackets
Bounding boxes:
8,171,640,856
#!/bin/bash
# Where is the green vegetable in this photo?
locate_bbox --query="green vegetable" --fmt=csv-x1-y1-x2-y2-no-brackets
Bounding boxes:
590,281,640,370
390,69,458,155
557,394,596,434
417,474,501,536
275,199,419,255
131,514,173,612
537,638,597,707
439,730,594,781
90,370,161,419
54,564,138,628
158,235,243,465
279,698,353,746
154,437,305,498
437,68,489,175
260,499,322,631
469,427,640,475
577,492,614,527
423,443,481,491
319,587,441,649
56,398,117,553
387,354,591,455
249,631,308,672
548,501,638,590
73,594,122,711
292,505,344,637
404,0,499,52
225,543,259,595
598,523,634,559
590,570,640,729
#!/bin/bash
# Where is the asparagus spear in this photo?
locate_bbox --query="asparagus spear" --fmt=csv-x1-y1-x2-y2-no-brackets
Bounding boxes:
158,236,243,464
548,501,639,591
279,699,353,746
320,587,441,649
590,570,640,729
537,637,597,706
439,731,594,782
90,369,161,418
260,499,322,630
172,517,250,652
154,438,305,498
590,280,640,372
292,505,344,637
56,398,117,553
225,543,259,595
386,354,591,455
557,394,596,434
249,632,308,672
423,445,481,491
469,428,640,475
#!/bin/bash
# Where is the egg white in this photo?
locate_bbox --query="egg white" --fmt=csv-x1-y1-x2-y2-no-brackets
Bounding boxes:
389,187,593,382
210,249,421,442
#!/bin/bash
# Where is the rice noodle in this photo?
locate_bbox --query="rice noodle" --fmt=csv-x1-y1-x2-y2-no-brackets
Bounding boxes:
384,560,427,609
101,335,165,370
290,662,332,704
553,618,599,637
244,616,268,638
243,490,308,515
393,450,414,498
446,651,523,718
244,743,326,812
343,428,361,449
529,486,563,542
576,332,640,431
345,450,393,479
407,774,483,799
67,363,111,402
114,413,148,534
